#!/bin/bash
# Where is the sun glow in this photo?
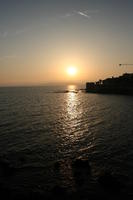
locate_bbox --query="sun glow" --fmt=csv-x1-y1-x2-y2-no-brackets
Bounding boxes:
67,66,77,76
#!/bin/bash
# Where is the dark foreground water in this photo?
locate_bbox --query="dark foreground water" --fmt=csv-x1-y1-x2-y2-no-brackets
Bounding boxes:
0,85,133,199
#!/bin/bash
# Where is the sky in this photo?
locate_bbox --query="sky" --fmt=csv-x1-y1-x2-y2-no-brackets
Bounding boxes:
0,0,133,86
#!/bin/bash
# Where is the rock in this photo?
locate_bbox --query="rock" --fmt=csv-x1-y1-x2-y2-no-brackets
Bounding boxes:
0,185,11,199
98,172,122,192
72,158,91,186
19,156,26,163
0,159,15,176
54,161,60,170
72,158,91,170
51,186,67,199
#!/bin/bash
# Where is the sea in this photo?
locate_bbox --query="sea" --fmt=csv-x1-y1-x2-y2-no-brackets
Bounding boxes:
0,84,133,198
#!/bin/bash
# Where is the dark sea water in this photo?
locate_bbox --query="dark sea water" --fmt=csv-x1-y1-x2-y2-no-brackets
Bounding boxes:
0,85,133,198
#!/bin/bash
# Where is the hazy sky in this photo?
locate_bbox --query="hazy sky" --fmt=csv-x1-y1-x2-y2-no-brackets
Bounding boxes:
0,0,133,86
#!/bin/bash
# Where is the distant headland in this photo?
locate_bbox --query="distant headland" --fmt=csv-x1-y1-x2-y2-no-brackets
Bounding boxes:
86,73,133,95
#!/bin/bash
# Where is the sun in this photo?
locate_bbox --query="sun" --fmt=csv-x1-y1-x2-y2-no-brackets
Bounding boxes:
67,66,77,76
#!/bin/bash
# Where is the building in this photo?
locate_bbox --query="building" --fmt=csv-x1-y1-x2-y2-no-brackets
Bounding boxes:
86,73,133,95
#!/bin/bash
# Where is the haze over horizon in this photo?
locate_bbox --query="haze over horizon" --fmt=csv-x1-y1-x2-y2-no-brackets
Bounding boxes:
1,0,133,86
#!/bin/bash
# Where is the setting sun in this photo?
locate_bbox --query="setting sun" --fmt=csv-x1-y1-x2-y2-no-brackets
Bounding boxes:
67,66,77,76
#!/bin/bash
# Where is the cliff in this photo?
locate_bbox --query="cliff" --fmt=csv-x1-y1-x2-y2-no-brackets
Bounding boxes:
86,73,133,95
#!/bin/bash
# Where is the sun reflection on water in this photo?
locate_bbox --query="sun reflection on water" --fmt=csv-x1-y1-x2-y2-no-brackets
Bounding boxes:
64,85,84,142
66,85,78,120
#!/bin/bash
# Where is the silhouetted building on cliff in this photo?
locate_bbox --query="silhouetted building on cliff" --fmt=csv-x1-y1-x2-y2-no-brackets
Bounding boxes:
86,73,133,95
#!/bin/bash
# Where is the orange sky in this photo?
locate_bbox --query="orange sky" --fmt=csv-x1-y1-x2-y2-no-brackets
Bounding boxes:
0,0,133,86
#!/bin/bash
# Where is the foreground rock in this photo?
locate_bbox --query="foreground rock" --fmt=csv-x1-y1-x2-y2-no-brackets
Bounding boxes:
72,158,91,186
98,172,123,193
51,185,68,200
0,159,15,176
72,158,91,170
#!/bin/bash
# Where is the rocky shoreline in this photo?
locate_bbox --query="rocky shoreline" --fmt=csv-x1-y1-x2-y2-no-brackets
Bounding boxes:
0,155,131,200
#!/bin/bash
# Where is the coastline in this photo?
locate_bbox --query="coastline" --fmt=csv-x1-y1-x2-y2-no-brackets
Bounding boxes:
86,73,133,96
